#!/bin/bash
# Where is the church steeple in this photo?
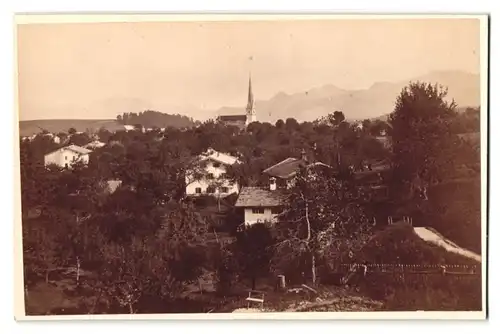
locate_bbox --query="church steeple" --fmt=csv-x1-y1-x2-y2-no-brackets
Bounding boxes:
245,73,256,125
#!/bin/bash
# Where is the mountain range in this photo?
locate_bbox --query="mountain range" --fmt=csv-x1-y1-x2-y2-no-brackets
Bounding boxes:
210,70,480,123
19,70,480,136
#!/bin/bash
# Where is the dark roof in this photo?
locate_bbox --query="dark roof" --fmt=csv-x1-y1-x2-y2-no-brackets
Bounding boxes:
263,158,306,179
263,158,332,179
353,161,391,181
218,115,247,122
234,187,285,207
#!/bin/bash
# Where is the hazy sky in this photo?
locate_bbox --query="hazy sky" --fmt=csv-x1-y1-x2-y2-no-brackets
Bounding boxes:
16,17,481,120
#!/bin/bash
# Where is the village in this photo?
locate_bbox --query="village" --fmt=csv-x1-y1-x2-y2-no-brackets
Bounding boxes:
18,72,482,315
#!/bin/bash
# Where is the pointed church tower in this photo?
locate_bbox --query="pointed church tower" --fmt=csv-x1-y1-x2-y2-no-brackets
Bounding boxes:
245,74,257,126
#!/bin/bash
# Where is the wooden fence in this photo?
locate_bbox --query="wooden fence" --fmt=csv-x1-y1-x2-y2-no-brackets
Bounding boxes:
338,263,481,285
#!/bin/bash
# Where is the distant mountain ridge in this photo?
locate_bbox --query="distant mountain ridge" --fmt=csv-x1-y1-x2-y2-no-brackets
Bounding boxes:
211,70,480,123
19,70,480,135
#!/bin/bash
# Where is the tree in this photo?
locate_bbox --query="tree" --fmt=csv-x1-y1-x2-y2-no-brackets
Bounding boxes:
235,223,274,290
68,127,77,135
97,127,112,143
275,119,285,129
330,110,346,127
285,118,299,130
68,132,92,147
389,82,457,200
273,165,373,285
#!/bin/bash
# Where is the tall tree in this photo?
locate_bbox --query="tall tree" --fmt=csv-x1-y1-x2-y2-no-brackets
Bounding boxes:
273,165,373,285
235,223,274,290
389,82,457,200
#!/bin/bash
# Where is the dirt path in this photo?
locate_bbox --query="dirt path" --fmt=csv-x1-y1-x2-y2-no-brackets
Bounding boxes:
413,227,481,262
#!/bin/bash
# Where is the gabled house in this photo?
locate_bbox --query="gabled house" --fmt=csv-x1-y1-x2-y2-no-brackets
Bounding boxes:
44,144,92,169
234,186,285,226
235,150,332,226
185,148,241,198
263,149,332,190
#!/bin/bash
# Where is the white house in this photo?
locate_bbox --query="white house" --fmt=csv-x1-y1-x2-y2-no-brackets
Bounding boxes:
235,150,332,226
185,148,240,198
234,186,284,226
44,144,92,169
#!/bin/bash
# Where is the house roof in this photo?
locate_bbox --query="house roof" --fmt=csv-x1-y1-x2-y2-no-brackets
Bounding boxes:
201,148,240,165
234,187,285,208
84,140,106,148
66,144,92,155
263,158,332,179
263,158,306,179
217,115,247,122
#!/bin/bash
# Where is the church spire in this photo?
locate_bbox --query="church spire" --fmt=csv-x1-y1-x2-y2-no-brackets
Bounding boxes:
247,73,254,107
245,72,256,125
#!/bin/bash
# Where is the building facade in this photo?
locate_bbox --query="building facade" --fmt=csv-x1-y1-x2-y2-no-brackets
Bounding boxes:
235,150,332,226
234,186,284,226
185,148,241,198
44,145,91,169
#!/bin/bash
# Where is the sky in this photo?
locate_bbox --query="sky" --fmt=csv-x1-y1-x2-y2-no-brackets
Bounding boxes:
16,17,481,120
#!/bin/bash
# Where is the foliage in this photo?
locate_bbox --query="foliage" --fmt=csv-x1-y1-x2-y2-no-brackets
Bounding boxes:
213,245,238,297
20,86,481,313
116,110,199,129
272,165,373,285
389,82,457,197
234,223,275,289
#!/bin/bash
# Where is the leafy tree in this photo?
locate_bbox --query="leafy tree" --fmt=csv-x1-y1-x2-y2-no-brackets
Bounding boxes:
213,245,238,297
273,165,373,285
389,82,457,199
97,127,112,143
329,110,346,127
285,118,299,130
68,132,92,147
234,223,274,290
68,127,77,135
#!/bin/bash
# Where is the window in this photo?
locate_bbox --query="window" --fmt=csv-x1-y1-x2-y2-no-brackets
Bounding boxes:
271,207,282,215
221,187,228,193
207,186,215,194
195,187,202,194
207,173,214,179
252,208,265,214
213,162,221,168
219,173,227,179
65,156,68,161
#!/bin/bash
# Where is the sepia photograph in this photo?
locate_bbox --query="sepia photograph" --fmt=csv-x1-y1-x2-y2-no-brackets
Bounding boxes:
13,14,488,320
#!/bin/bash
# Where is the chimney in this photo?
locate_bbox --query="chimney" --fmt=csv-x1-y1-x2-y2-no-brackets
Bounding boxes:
269,177,277,191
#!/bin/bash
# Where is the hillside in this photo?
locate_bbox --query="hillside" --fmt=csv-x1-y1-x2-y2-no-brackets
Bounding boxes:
211,70,480,123
345,224,481,311
19,111,200,137
350,224,480,265
19,119,125,137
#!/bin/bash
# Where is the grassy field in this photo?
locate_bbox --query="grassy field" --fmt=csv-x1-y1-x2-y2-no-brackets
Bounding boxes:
19,119,125,137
